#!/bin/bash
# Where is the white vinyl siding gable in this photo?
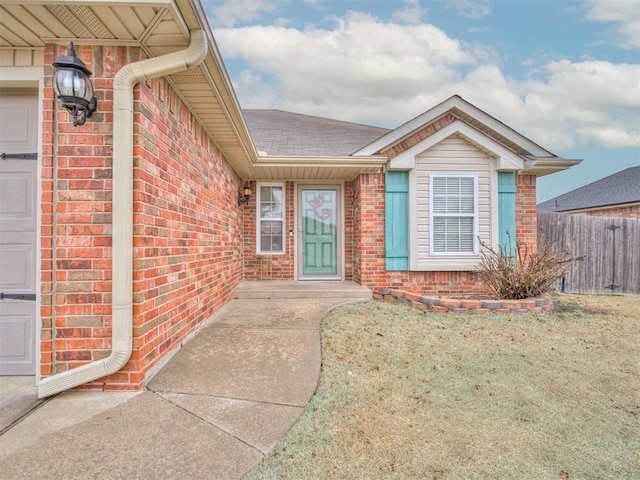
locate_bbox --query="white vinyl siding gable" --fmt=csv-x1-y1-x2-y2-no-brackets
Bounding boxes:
412,135,495,271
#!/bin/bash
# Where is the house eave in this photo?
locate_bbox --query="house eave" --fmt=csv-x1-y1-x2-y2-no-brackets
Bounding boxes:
250,155,387,181
523,157,582,176
0,0,260,179
354,95,555,158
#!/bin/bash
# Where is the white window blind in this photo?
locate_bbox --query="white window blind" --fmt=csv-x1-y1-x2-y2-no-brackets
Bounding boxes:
430,175,477,254
257,184,285,254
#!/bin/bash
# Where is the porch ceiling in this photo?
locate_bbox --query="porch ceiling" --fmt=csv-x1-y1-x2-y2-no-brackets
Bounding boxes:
0,0,384,181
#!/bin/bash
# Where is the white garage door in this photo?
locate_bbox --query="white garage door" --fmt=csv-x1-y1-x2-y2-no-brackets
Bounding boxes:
0,93,38,375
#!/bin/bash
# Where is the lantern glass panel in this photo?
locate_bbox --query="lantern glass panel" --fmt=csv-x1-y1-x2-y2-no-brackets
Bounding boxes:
53,68,93,106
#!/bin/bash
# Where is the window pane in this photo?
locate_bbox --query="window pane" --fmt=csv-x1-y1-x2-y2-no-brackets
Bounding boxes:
260,220,282,235
433,217,446,253
432,177,475,215
431,176,476,254
460,177,474,195
460,217,474,251
433,178,446,196
270,235,282,252
258,185,285,253
460,197,474,214
260,186,283,218
433,216,474,253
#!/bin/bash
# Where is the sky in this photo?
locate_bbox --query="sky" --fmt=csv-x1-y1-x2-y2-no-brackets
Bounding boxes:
202,0,639,202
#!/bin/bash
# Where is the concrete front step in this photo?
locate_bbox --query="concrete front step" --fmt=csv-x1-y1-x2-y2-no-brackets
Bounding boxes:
232,281,372,300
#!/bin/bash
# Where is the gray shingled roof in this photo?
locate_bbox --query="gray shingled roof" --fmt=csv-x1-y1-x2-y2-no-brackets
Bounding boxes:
537,166,640,212
243,109,390,156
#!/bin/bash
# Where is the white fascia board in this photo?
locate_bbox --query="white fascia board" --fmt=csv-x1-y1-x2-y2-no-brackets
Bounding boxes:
355,96,462,156
354,95,553,158
253,154,388,168
12,0,171,5
522,157,582,176
388,120,525,171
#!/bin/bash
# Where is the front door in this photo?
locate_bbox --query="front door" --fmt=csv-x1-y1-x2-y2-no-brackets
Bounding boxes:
299,186,341,279
0,93,38,375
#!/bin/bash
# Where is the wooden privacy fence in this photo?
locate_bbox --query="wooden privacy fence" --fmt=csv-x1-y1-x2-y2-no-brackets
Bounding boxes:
537,211,640,294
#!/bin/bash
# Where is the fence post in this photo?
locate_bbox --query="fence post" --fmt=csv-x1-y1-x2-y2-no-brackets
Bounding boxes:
604,224,621,292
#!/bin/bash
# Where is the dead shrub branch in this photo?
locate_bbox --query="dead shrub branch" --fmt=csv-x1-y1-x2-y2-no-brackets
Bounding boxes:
477,233,584,299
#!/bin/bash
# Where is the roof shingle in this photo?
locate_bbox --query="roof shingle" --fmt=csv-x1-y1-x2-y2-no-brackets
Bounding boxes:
243,109,390,157
537,166,640,212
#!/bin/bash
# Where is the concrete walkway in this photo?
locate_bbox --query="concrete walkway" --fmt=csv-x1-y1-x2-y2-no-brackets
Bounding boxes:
0,281,370,479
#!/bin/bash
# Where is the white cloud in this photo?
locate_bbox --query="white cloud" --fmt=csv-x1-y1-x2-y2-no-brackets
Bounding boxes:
206,0,278,28
583,0,640,48
519,60,640,149
215,9,639,152
445,0,491,20
392,0,426,25
217,12,475,123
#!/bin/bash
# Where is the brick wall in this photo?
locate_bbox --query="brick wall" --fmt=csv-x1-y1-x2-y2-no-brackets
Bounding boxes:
382,113,456,159
242,181,295,280
41,44,121,379
353,170,539,296
516,174,537,250
574,204,640,219
344,181,354,279
242,181,354,280
41,44,243,389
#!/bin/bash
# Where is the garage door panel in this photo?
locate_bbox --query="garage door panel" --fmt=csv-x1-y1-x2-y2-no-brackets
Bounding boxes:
1,91,37,376
0,303,34,375
0,94,38,154
0,163,37,231
0,237,35,292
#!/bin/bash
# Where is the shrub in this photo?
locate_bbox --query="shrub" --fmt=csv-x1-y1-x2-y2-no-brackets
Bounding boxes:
477,236,583,300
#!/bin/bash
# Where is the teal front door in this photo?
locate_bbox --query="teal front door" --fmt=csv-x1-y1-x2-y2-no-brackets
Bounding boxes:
300,187,340,278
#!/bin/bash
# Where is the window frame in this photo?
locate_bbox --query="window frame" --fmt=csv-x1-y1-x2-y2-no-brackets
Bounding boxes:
429,174,479,256
256,182,286,255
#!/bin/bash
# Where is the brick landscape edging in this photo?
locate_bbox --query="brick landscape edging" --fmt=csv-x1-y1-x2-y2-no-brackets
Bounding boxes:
376,289,552,314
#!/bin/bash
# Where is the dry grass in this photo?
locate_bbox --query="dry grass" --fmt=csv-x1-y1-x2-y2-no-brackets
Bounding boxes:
246,294,640,480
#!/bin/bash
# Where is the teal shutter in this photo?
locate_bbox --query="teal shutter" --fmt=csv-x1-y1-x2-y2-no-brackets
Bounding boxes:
498,172,516,255
385,171,409,270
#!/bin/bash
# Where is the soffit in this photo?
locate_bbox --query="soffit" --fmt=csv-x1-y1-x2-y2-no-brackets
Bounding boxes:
0,0,258,179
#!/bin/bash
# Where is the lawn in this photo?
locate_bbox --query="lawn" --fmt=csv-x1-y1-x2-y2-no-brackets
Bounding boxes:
246,294,639,480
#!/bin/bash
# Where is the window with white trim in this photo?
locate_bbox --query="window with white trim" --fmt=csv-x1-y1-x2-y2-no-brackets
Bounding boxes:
430,174,478,255
257,183,285,254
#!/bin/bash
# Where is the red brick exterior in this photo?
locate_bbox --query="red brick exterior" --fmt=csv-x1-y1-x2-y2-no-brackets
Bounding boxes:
242,181,296,280
242,182,355,280
352,169,539,297
343,181,355,279
37,44,541,390
569,204,640,219
41,44,244,389
516,173,538,250
382,113,456,159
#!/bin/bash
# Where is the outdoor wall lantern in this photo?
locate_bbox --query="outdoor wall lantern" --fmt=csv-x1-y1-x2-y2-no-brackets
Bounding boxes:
238,182,252,205
52,42,97,126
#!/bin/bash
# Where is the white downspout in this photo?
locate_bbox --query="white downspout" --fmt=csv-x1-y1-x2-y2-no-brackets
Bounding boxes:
38,30,208,398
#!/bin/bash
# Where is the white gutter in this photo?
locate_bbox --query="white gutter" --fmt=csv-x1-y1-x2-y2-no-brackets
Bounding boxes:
38,30,208,398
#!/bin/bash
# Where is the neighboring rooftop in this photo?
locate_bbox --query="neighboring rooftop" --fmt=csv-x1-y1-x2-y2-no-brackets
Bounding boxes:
243,109,390,157
537,166,640,212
